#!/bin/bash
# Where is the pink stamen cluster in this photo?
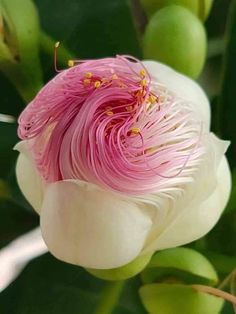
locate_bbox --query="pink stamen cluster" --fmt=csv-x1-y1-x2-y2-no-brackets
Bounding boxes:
18,56,204,195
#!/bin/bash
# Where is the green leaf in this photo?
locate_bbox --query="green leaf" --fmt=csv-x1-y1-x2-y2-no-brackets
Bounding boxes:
139,283,224,314
0,254,146,314
200,251,236,277
35,0,142,64
218,1,236,168
230,272,236,313
0,200,38,248
205,210,236,257
224,168,236,213
0,122,18,179
141,247,218,286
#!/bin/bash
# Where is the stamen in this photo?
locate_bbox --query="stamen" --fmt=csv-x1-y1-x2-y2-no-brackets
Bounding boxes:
106,111,113,116
85,72,93,78
148,95,157,104
54,42,62,73
18,54,204,196
68,60,75,67
83,79,91,86
140,69,146,77
140,79,147,87
130,127,140,135
126,106,133,112
94,81,101,88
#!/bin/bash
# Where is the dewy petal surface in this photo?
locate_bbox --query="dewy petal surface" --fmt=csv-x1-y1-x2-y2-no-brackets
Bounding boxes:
40,180,152,269
143,61,211,128
15,141,44,213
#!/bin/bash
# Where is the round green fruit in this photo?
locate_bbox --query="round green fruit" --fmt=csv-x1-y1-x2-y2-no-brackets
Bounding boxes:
143,5,207,79
140,0,214,21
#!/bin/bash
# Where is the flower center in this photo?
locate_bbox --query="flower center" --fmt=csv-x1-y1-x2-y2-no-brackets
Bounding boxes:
18,56,204,195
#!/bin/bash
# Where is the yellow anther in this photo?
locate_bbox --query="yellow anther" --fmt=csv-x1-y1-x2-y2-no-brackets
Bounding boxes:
140,69,146,77
94,81,101,88
105,106,113,116
68,60,75,67
83,79,91,85
148,95,157,104
106,111,113,116
55,41,60,48
130,127,140,135
140,79,147,87
85,72,93,78
126,105,133,112
112,74,118,80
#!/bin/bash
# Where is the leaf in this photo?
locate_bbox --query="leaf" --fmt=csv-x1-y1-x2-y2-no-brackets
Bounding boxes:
224,168,236,213
35,0,141,80
230,272,236,313
0,254,146,314
0,122,18,179
218,0,236,168
0,200,38,248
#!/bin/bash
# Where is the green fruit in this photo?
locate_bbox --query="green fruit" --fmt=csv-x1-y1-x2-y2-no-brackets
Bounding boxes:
139,284,224,314
143,5,207,79
140,0,214,21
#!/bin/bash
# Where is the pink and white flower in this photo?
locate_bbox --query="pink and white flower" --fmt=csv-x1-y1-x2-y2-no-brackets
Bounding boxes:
15,56,231,269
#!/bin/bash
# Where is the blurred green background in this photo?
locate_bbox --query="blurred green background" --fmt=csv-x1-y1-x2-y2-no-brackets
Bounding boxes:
0,0,235,313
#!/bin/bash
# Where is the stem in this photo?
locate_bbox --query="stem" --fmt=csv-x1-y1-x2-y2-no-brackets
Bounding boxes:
94,281,125,314
40,31,75,66
218,270,236,290
192,284,236,306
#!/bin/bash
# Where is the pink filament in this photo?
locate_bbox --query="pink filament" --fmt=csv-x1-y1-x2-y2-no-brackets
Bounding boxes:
18,56,204,195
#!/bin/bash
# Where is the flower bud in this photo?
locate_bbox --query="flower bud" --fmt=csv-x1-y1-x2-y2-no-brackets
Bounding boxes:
143,5,207,78
0,0,42,101
14,56,231,271
140,0,213,21
139,283,224,314
86,254,152,281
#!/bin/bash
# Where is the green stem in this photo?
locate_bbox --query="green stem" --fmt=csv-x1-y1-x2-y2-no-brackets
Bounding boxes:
94,281,125,314
40,31,75,66
0,61,43,103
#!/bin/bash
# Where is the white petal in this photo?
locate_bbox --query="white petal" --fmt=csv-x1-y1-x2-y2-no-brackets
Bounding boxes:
143,155,231,253
143,61,210,127
15,141,44,213
40,180,152,269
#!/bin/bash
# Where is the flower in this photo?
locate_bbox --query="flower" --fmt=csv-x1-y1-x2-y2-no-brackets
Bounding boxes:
15,56,231,270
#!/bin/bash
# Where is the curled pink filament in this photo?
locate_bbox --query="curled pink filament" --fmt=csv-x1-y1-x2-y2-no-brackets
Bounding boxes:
18,56,204,195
